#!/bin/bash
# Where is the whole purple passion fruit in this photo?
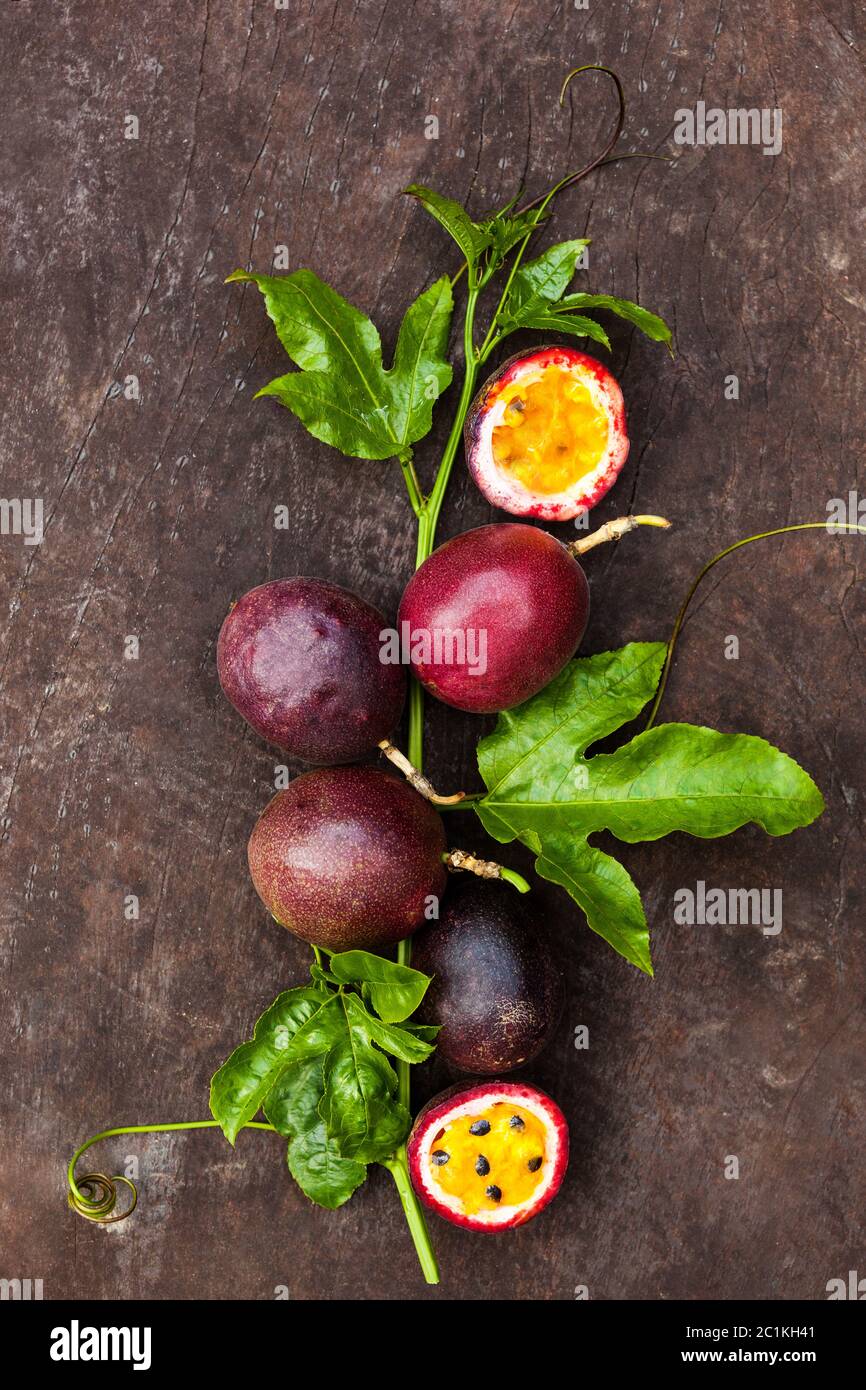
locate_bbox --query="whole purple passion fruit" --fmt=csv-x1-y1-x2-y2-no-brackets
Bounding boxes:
217,577,405,764
247,765,448,950
397,523,589,713
411,878,564,1073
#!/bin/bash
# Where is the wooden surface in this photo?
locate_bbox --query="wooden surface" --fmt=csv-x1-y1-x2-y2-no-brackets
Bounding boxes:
1,0,864,1301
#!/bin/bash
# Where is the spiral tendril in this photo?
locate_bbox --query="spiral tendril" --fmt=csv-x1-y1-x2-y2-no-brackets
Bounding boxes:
66,1119,277,1226
68,1172,138,1223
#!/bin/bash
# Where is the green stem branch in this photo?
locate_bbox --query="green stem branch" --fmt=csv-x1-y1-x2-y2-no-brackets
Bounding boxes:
381,1152,440,1285
391,279,483,1284
399,454,424,518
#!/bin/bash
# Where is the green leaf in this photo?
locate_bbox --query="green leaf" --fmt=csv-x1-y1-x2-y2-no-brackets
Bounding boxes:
310,961,339,988
209,988,341,1145
343,992,436,1064
495,240,608,348
228,269,453,460
556,292,672,348
505,311,610,349
403,184,492,268
212,960,437,1209
507,240,590,315
320,1001,411,1163
476,643,825,974
481,205,551,260
327,949,432,1022
399,1022,442,1044
286,1127,367,1209
265,1059,366,1209
256,372,395,459
264,1056,328,1138
388,276,455,451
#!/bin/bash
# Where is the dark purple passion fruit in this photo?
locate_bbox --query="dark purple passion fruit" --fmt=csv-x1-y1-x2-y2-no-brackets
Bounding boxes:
411,877,564,1073
397,523,589,713
247,765,448,951
217,577,405,764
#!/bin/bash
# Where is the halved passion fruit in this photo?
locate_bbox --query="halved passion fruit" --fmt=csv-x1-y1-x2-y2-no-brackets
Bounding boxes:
407,1080,568,1232
465,346,629,521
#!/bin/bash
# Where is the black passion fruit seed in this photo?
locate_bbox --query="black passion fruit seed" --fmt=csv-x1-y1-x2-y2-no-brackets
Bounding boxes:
509,1115,525,1130
470,1119,491,1136
486,1185,502,1203
475,1155,491,1176
527,1156,543,1172
432,1150,450,1166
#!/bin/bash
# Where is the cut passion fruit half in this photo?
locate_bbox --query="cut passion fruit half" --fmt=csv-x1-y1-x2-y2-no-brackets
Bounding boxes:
465,346,629,521
407,1080,569,1232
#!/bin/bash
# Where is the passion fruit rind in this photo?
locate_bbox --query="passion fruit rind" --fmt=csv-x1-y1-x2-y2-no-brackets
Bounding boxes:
217,576,406,764
396,523,589,713
411,877,565,1074
407,1080,569,1233
247,765,448,951
464,345,629,522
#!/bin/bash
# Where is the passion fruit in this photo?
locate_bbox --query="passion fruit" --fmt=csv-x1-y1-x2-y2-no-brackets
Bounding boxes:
411,879,564,1073
217,577,405,764
408,1080,569,1231
247,766,447,950
465,345,629,521
396,523,588,712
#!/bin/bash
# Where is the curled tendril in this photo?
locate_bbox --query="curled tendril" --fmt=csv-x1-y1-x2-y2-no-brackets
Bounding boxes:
68,1172,138,1224
645,522,866,729
517,64,672,217
517,65,626,215
66,1120,277,1226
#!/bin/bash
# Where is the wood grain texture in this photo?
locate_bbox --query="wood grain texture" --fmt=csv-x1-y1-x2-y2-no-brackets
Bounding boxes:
1,0,863,1301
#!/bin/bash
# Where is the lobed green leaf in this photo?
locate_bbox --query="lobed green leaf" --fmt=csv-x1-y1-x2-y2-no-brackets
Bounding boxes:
228,268,453,460
476,643,824,974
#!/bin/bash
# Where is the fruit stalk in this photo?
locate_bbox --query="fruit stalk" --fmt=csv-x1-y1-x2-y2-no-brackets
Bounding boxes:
377,740,465,805
569,513,670,555
444,849,531,893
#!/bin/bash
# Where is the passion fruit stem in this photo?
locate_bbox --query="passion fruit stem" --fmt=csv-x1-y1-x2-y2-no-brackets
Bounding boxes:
568,514,671,556
444,849,532,893
646,521,866,729
381,1152,440,1285
377,740,466,806
398,453,424,518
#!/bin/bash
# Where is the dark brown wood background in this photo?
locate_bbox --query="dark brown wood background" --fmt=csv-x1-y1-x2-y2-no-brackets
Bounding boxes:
1,0,864,1302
